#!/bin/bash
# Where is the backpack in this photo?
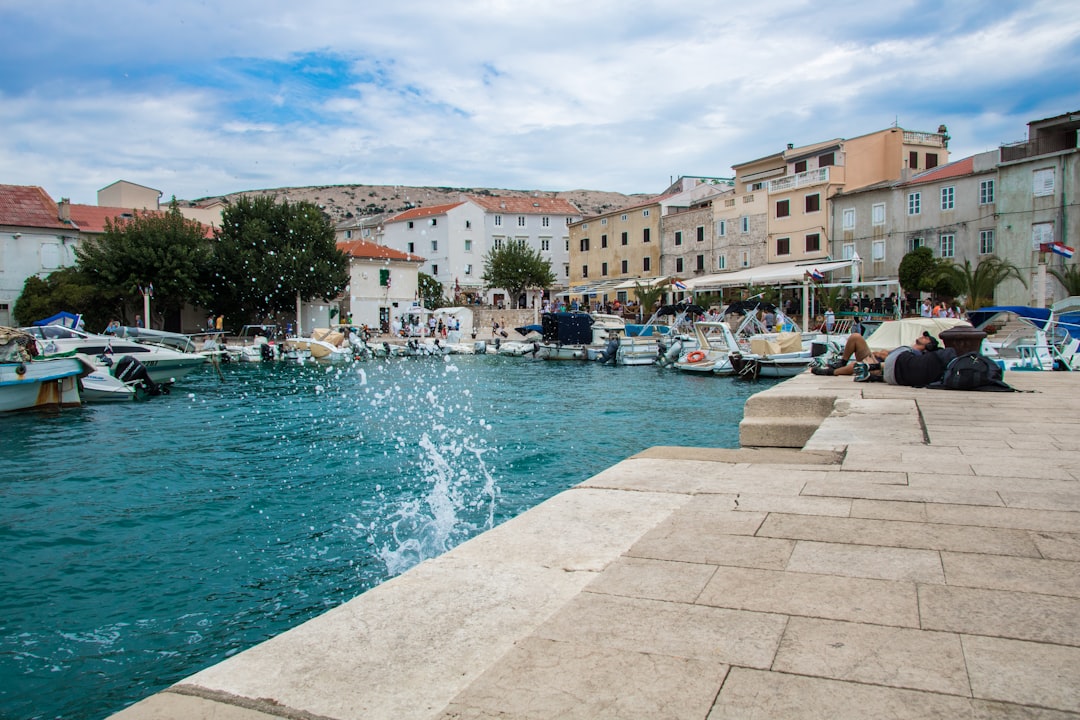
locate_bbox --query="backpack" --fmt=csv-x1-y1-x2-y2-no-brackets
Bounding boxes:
932,352,1014,391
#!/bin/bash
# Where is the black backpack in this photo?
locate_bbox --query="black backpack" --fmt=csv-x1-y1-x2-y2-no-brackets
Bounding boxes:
931,352,1014,391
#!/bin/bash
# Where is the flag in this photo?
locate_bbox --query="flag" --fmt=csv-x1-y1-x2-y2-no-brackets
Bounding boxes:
1051,242,1075,259
673,279,688,290
808,269,825,281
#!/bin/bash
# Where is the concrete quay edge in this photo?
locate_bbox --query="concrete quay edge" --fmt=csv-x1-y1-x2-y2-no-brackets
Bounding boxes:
111,370,1080,720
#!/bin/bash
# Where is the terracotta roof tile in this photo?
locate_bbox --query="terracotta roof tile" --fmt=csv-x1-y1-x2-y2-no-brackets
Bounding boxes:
384,203,464,224
338,239,425,262
66,204,139,234
466,195,580,215
904,156,975,186
0,184,70,230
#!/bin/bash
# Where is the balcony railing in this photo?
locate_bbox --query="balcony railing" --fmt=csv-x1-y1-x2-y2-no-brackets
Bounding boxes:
1001,135,1078,163
903,131,947,147
768,167,829,193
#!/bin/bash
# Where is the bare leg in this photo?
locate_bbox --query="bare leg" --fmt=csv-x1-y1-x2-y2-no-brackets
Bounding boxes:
841,334,874,362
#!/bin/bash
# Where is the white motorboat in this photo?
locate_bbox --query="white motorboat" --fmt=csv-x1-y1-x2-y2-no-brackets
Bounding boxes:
729,332,815,379
286,328,353,362
21,325,207,386
0,328,93,412
671,322,741,376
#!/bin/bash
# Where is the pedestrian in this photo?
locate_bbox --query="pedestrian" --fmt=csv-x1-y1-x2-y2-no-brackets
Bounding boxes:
824,308,835,334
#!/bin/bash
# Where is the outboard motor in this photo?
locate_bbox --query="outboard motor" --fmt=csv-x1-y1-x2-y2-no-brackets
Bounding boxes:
260,342,275,362
115,355,164,396
596,336,619,364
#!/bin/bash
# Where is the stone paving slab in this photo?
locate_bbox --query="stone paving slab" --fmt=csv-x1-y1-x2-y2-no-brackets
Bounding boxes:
111,371,1080,720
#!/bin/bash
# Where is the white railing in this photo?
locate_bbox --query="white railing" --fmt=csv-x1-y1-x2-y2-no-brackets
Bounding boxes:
768,167,829,193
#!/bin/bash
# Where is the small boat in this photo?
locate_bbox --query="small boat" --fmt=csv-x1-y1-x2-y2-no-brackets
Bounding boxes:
535,312,598,361
0,327,93,412
729,332,815,380
969,297,1080,371
286,328,353,362
671,321,741,375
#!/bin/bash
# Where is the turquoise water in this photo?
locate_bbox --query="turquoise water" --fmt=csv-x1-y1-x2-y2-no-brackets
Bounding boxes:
0,355,773,719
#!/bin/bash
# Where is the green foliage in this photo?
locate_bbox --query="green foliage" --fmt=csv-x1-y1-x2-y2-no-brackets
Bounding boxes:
928,257,1026,310
1050,264,1080,296
417,272,448,310
13,267,122,330
209,196,349,325
75,199,212,323
631,282,667,317
481,239,556,308
897,247,937,295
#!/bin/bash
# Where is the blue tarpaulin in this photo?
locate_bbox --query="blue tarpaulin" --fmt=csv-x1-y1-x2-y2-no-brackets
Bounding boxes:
33,311,82,328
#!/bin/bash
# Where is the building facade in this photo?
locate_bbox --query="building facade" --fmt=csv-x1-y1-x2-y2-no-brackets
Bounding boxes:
337,238,425,333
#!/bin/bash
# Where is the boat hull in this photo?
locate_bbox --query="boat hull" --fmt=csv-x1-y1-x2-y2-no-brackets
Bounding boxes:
0,357,88,412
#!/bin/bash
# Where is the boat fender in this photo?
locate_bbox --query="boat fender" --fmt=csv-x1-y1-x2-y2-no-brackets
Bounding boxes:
687,350,707,363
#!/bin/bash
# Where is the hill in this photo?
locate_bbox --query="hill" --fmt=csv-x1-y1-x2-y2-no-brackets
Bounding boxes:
195,184,651,223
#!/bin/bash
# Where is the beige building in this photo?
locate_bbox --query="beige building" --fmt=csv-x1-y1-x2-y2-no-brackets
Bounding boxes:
97,179,224,229
567,196,665,305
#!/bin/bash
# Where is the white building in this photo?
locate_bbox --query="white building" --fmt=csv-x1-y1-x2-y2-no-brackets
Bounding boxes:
337,238,425,333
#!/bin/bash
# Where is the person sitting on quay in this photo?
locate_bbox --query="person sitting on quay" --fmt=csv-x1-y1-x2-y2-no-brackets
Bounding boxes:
812,331,955,386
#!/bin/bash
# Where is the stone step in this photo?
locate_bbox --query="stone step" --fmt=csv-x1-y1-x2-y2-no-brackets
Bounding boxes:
739,416,823,448
742,393,836,419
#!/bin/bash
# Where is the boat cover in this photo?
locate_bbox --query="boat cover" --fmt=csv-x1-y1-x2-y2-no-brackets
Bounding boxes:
32,311,82,328
865,318,971,351
541,312,594,344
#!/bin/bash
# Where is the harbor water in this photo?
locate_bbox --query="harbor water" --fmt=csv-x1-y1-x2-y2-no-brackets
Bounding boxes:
0,355,774,719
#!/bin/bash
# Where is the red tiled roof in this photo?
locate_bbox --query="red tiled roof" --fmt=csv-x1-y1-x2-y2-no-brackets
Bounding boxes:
904,156,975,186
384,202,464,224
67,204,139,233
0,184,70,230
338,239,425,263
467,195,581,215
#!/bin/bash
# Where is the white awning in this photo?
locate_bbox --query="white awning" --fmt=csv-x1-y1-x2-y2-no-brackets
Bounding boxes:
557,278,628,297
611,275,671,291
684,258,860,291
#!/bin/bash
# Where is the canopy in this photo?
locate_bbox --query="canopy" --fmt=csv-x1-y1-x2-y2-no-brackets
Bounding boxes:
559,278,628,298
33,311,82,328
611,275,673,291
684,258,860,291
865,318,971,352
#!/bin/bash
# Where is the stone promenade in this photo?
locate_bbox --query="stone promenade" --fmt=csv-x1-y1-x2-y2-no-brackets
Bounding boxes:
113,370,1080,719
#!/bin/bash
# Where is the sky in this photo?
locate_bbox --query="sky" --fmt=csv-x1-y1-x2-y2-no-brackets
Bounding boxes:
2,0,1079,206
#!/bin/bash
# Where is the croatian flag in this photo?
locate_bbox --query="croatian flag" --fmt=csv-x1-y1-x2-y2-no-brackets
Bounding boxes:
1051,242,1076,259
673,279,688,290
809,269,825,281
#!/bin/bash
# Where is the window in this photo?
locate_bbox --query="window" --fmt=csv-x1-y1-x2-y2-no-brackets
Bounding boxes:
676,258,684,272
842,242,855,260
674,231,683,246
464,264,473,275
872,203,885,225
431,240,438,252
600,218,607,225
407,242,415,254
908,236,924,252
696,226,705,242
620,260,628,273
979,229,995,254
643,257,651,271
696,254,705,271
643,228,651,243
776,237,791,255
565,239,569,251
940,186,955,211
620,213,628,221
431,264,439,276
582,265,589,278
601,234,608,248
621,232,628,245
842,208,855,229
1033,168,1055,197
541,238,549,251
750,181,765,191
926,153,938,169
542,217,550,227
741,216,749,233
872,240,886,262
805,194,820,213
908,192,921,215
407,221,415,229
819,152,835,167
794,160,807,173
465,220,471,229
717,255,726,270
494,237,503,250
1032,222,1055,249
344,229,352,239
563,264,569,277
717,220,727,236
464,239,472,252
979,179,995,205
579,237,590,252
601,262,608,276
805,233,820,252
494,215,502,226
740,251,749,267
430,218,437,226
776,199,790,218
517,216,526,227
909,151,919,170
642,209,650,217
939,233,955,258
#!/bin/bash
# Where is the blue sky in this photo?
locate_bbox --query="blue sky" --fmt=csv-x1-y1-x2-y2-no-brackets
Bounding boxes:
2,0,1078,205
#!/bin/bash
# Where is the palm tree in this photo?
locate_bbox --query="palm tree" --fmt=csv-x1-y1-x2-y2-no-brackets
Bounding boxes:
632,281,668,321
930,257,1026,310
1050,264,1080,296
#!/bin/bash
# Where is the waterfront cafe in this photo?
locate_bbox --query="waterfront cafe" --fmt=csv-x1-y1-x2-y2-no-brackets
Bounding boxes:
682,257,868,332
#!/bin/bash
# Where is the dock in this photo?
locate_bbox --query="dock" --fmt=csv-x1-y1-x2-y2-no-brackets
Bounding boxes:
112,370,1080,719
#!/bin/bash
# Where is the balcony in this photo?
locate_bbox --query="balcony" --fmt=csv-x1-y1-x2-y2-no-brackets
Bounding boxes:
1001,134,1078,163
768,167,829,194
903,131,947,147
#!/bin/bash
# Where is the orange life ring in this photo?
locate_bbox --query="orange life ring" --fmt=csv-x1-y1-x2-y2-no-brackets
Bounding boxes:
686,350,706,363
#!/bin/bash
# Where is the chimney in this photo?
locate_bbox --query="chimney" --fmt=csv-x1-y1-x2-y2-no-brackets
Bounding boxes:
58,198,71,223
786,143,794,150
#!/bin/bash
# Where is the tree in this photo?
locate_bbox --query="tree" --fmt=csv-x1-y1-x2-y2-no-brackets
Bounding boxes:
1050,264,1080,296
209,196,349,326
631,281,667,320
929,257,1026,310
75,199,212,327
481,239,555,308
897,247,937,296
13,267,122,330
417,272,448,310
